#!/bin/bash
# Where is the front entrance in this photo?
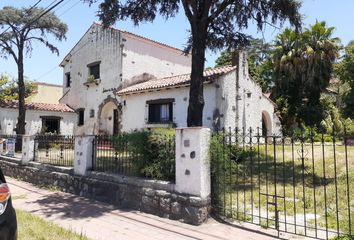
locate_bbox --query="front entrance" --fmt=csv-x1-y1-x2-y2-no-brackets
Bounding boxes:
210,128,352,239
113,109,119,135
99,100,120,135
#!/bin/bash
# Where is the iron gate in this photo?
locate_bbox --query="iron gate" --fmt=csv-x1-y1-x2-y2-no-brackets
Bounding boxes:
211,127,353,239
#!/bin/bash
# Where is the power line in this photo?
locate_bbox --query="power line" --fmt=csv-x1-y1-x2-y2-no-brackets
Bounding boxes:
36,65,60,80
24,0,65,29
0,0,43,37
53,0,75,13
28,0,43,11
58,0,81,17
37,0,83,81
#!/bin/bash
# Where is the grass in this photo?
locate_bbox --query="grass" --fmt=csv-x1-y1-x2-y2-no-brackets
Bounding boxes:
212,139,354,237
17,209,88,240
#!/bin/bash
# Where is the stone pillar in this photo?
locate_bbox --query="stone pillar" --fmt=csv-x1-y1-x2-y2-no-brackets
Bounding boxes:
21,135,35,165
175,127,211,198
74,136,95,176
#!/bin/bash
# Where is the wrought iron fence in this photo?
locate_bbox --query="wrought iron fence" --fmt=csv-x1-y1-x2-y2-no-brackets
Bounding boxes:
34,135,74,167
93,132,175,181
211,127,353,240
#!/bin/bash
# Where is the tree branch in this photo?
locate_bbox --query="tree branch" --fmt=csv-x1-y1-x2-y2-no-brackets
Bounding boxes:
0,39,18,63
181,0,194,22
25,36,59,55
208,0,233,22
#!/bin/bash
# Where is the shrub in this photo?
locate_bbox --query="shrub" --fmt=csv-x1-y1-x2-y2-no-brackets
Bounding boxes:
330,235,354,240
112,128,175,181
210,132,256,207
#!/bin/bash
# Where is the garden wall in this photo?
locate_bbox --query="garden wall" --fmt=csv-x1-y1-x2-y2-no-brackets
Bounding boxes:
0,158,210,225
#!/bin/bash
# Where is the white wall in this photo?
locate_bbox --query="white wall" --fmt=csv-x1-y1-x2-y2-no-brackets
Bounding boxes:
121,84,217,131
61,23,191,135
122,32,191,82
235,52,282,135
120,64,281,134
60,24,123,135
0,108,76,135
120,71,239,131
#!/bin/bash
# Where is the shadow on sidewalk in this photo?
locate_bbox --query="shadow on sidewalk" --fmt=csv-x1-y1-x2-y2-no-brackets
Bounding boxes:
31,192,120,219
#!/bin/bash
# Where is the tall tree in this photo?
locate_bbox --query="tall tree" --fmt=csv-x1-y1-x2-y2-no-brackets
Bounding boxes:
335,41,354,118
87,0,302,126
272,21,340,129
0,6,67,135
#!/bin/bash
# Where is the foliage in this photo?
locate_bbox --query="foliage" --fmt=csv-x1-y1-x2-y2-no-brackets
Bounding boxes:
330,235,354,240
335,41,354,85
272,21,341,130
0,6,67,135
88,0,302,126
0,74,37,100
112,128,175,181
210,132,257,208
335,41,354,118
87,74,95,82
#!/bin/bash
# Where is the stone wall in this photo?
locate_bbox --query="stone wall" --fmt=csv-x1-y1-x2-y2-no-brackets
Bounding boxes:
0,158,209,225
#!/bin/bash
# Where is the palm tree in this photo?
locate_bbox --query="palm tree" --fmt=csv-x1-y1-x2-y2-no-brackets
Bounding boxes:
272,21,340,128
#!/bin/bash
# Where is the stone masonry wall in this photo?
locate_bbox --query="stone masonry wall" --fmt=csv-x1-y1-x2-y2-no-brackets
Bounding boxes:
0,158,210,225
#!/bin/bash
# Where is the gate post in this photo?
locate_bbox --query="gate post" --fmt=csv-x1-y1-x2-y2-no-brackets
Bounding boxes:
21,135,35,165
74,136,95,176
175,127,211,198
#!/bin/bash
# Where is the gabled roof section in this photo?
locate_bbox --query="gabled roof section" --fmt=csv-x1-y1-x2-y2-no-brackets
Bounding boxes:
0,100,75,113
60,22,188,67
95,22,188,55
117,65,237,96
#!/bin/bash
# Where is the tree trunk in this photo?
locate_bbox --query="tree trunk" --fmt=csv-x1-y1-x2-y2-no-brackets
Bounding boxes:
16,46,26,150
187,24,208,127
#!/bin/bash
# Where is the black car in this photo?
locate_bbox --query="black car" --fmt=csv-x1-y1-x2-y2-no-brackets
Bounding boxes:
0,168,17,240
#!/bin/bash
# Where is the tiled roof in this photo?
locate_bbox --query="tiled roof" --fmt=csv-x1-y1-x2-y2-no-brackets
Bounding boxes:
117,65,237,95
0,100,75,113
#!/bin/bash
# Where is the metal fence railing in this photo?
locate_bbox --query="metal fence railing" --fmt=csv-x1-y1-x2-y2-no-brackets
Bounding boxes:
92,133,175,181
34,135,75,167
211,127,354,240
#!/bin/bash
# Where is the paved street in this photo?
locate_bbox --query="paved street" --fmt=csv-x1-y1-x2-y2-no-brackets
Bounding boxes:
5,177,293,240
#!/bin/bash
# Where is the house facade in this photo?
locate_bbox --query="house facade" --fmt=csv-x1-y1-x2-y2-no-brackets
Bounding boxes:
118,52,281,135
59,23,191,135
0,100,76,135
61,23,280,135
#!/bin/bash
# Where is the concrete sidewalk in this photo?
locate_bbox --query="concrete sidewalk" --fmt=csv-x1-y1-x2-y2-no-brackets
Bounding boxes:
7,177,288,240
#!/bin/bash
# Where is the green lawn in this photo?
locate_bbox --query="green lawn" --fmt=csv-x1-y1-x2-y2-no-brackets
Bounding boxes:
212,140,354,237
17,209,88,240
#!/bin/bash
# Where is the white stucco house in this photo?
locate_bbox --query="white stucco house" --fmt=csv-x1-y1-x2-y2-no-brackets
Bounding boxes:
117,52,281,135
60,23,280,135
59,23,191,135
0,100,76,135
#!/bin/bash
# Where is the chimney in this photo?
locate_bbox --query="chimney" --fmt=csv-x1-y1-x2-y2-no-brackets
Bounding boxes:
232,50,249,80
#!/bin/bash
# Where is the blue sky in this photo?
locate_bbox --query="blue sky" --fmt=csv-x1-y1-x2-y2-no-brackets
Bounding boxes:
0,0,354,85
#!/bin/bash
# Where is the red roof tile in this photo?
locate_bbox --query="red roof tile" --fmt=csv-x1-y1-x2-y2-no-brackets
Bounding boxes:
0,100,75,113
117,65,236,95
